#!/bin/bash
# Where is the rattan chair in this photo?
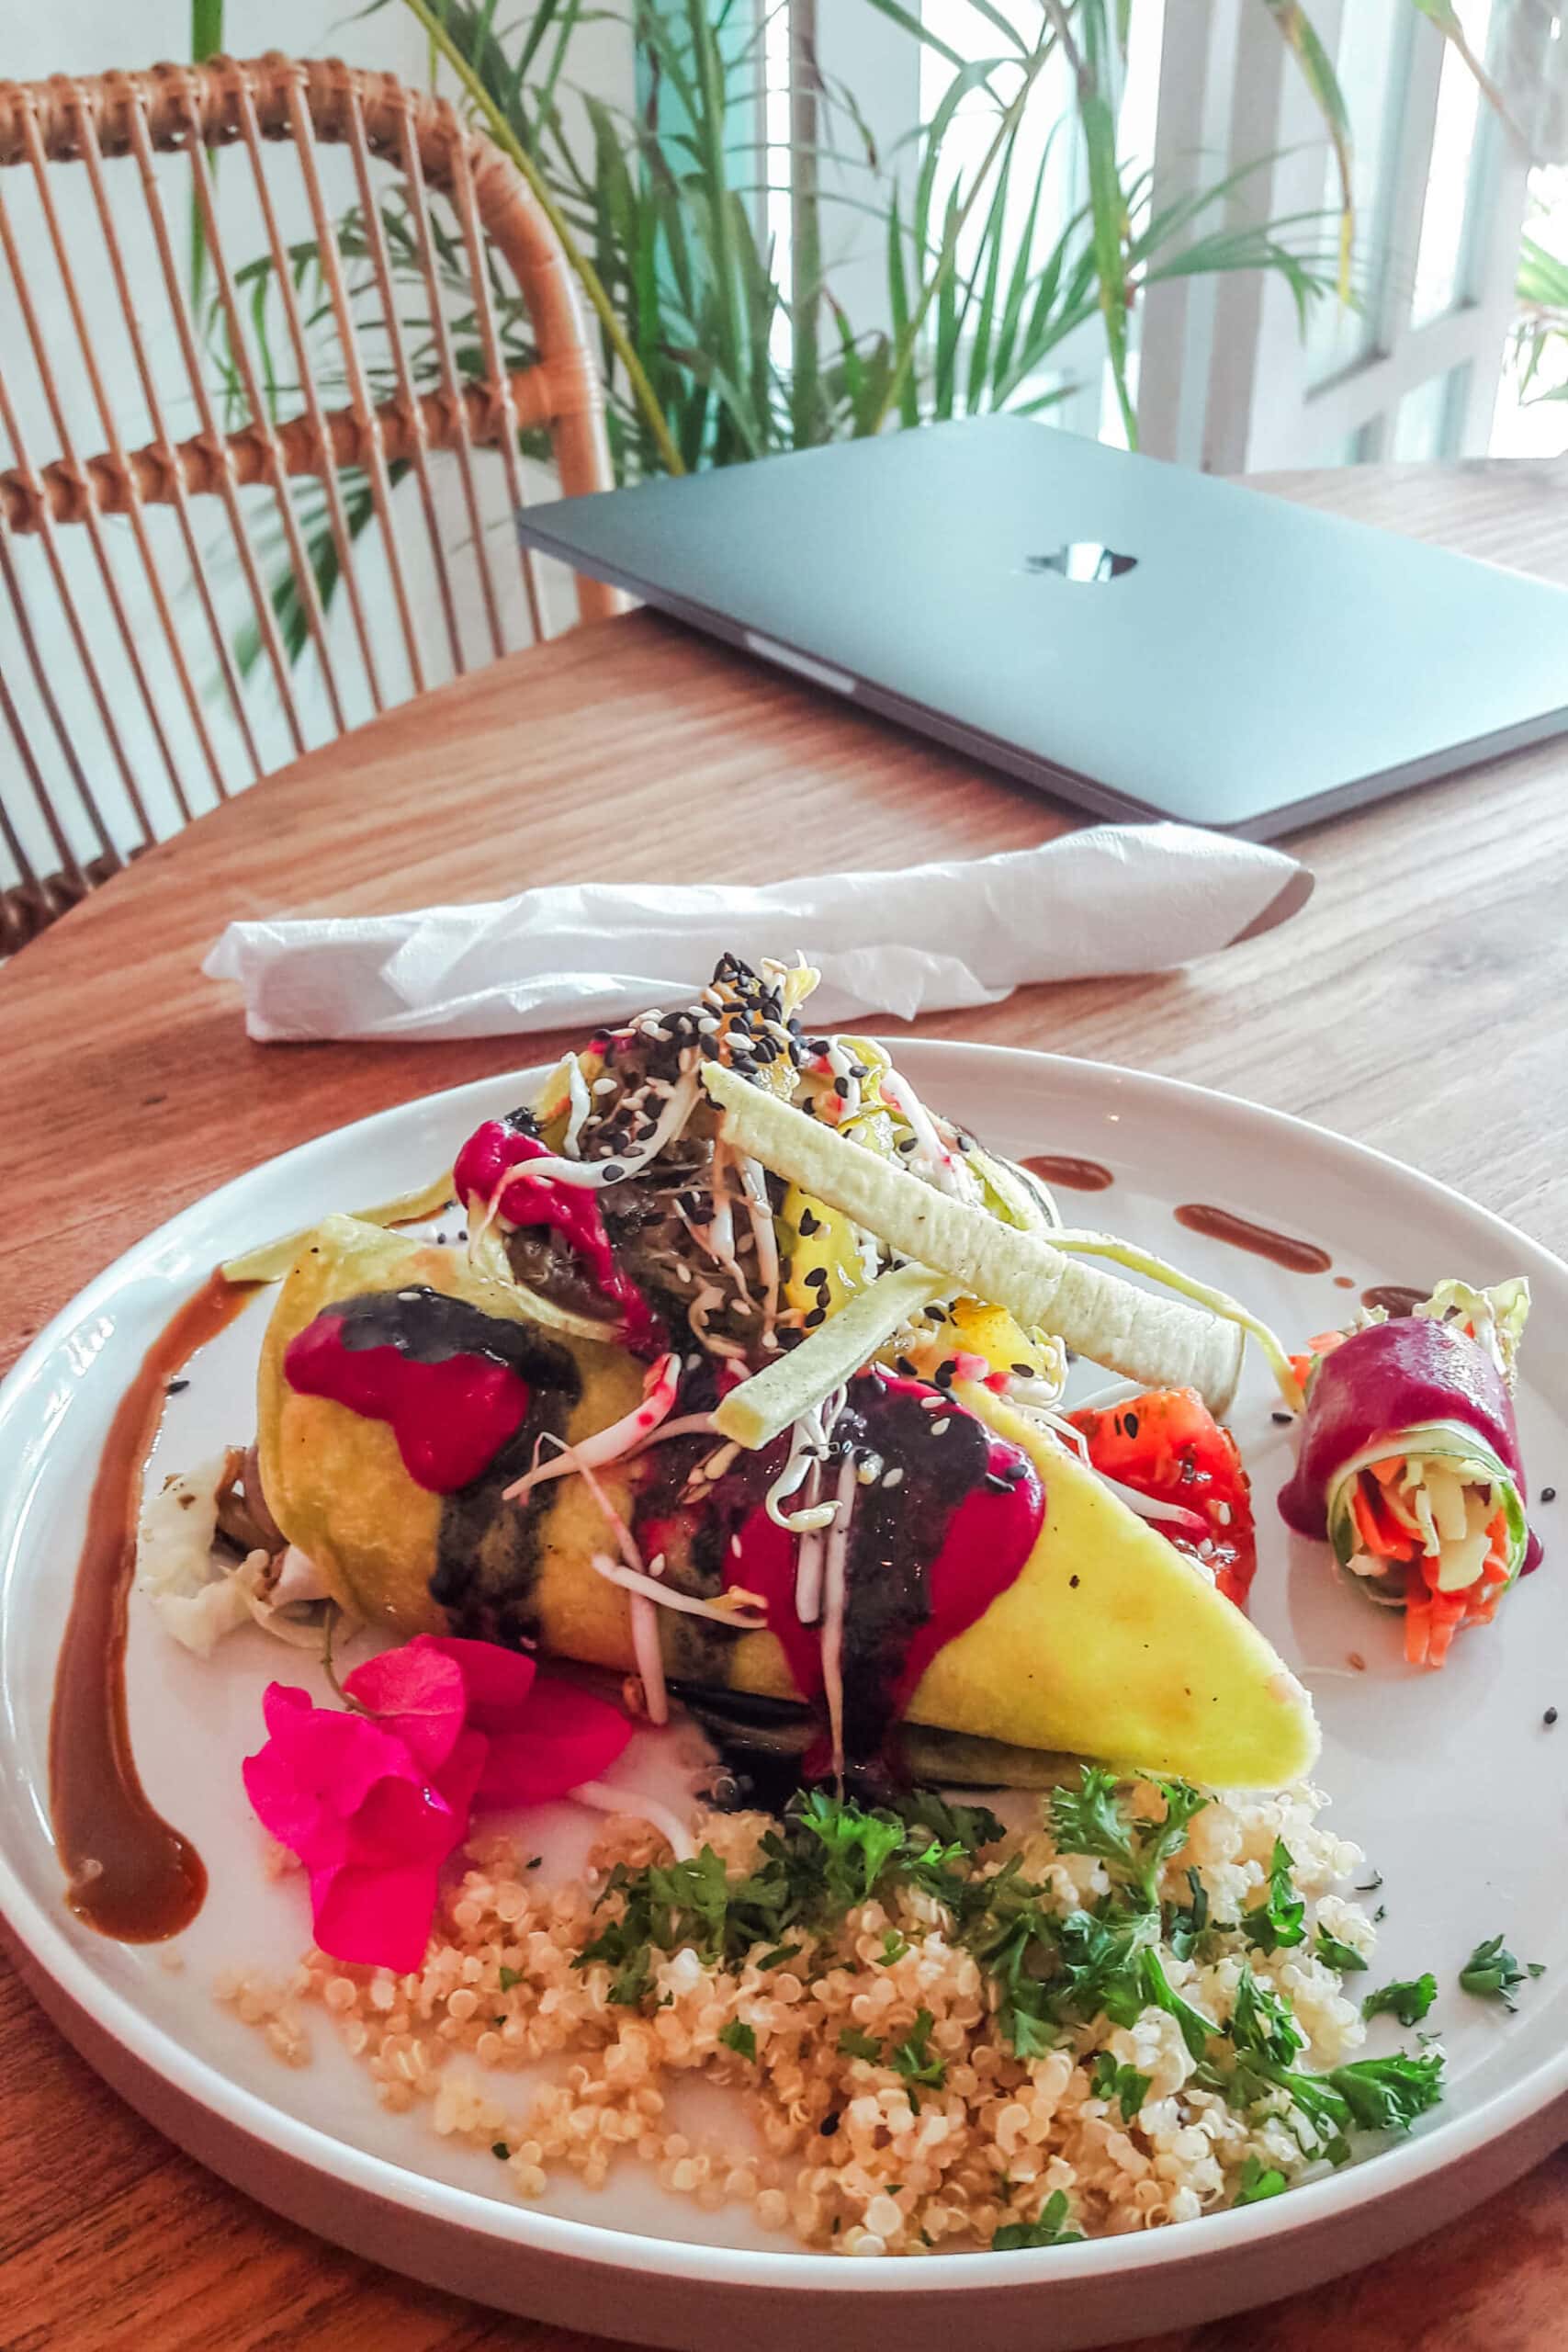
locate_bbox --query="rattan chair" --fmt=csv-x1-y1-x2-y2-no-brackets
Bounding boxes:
0,52,621,953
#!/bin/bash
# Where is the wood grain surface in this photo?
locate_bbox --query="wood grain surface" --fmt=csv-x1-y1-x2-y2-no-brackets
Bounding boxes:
4,456,1567,2350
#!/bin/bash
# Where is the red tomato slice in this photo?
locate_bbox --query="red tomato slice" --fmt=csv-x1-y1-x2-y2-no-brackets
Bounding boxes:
1066,1387,1258,1610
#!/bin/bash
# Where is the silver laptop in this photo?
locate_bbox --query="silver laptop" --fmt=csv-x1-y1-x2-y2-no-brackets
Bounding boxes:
516,416,1568,839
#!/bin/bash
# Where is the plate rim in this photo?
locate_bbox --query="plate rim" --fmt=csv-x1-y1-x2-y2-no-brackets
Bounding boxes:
4,1035,1566,2296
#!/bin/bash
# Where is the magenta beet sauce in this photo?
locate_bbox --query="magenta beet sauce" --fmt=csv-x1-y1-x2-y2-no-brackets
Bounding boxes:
724,1374,1047,1754
1279,1317,1542,1573
284,1309,533,1493
454,1116,655,1347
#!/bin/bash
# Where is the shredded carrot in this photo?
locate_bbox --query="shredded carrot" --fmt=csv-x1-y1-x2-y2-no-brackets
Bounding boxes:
1350,1489,1393,1560
1404,1601,1431,1668
1369,1456,1406,1486
1352,1475,1416,1562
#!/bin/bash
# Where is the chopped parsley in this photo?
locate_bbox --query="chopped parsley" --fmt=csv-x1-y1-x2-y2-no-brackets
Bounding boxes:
498,1965,523,1992
1048,1769,1207,1910
1089,2052,1152,2122
1168,1867,1212,1962
838,2026,884,2062
491,2142,510,2160
1459,1935,1543,2011
1242,1839,1306,1954
991,2190,1085,2250
888,2008,946,2105
1362,1973,1437,2028
574,1792,1004,2007
1314,1927,1369,1974
566,1770,1447,2187
718,2019,757,2062
1234,2154,1288,2204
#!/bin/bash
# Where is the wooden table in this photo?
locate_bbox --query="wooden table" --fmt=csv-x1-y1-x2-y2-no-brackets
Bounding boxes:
5,458,1568,2350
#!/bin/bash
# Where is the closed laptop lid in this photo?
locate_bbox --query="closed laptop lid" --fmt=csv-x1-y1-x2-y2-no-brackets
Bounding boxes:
518,417,1568,832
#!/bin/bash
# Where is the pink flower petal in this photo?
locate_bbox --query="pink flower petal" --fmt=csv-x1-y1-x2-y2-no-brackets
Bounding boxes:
243,1685,421,1869
345,1770,463,1871
310,1860,443,1973
477,1675,631,1809
433,1725,490,1825
342,1637,468,1773
424,1635,537,1730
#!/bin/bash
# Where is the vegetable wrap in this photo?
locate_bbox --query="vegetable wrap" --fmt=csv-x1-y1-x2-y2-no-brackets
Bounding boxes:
1279,1286,1541,1668
258,1217,1319,1789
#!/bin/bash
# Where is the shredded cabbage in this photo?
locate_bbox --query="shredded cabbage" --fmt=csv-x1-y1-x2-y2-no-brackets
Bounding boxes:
1414,1277,1530,1384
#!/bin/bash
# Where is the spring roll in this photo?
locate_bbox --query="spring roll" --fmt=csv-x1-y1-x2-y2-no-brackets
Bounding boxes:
1279,1281,1541,1668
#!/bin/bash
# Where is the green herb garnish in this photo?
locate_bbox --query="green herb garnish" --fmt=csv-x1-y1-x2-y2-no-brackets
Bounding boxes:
1168,1866,1211,1962
1314,1928,1368,1974
1242,1839,1306,1953
1459,1935,1543,2011
838,2026,883,2063
888,2007,946,2104
1234,2154,1288,2204
1089,2051,1152,2122
992,2189,1085,2250
719,2019,757,2061
1048,1769,1206,1910
1362,1973,1437,2028
498,1965,523,1991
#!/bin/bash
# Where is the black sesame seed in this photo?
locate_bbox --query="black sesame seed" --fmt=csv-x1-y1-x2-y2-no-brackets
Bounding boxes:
1010,1362,1034,1378
819,2111,840,2138
1122,1411,1139,1440
600,1163,625,1182
165,1377,189,1396
805,1305,828,1329
833,1076,850,1099
1546,1707,1559,1726
1271,1410,1294,1425
798,1208,820,1237
806,1266,830,1289
895,1356,918,1377
1068,1574,1080,1589
1542,1486,1558,1503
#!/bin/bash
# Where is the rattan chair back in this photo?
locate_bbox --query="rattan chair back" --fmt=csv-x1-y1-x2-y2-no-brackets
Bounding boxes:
0,52,618,951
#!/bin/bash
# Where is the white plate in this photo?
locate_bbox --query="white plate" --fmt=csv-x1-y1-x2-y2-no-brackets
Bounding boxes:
3,1042,1566,2352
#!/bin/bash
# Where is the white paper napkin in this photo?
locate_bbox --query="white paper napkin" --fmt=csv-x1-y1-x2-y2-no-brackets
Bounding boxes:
204,821,1312,1043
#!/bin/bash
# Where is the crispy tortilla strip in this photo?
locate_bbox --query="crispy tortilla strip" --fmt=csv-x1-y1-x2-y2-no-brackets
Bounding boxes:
703,1064,1251,1414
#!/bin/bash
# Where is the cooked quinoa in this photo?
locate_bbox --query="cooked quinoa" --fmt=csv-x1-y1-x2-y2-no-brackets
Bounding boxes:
220,1772,1442,2257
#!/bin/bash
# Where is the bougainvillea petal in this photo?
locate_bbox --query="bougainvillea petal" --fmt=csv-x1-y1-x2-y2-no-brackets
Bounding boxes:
310,1860,444,1973
345,1770,463,1871
243,1685,422,1867
477,1676,632,1808
245,1643,633,1974
341,1638,468,1773
424,1634,537,1728
433,1725,490,1825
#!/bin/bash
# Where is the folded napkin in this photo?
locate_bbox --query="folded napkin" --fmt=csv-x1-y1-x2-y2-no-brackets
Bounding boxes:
204,821,1312,1043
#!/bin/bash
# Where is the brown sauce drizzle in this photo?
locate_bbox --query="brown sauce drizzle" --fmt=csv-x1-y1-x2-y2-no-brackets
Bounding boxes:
1021,1153,1115,1193
1360,1283,1427,1317
1174,1204,1333,1275
49,1268,257,1941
